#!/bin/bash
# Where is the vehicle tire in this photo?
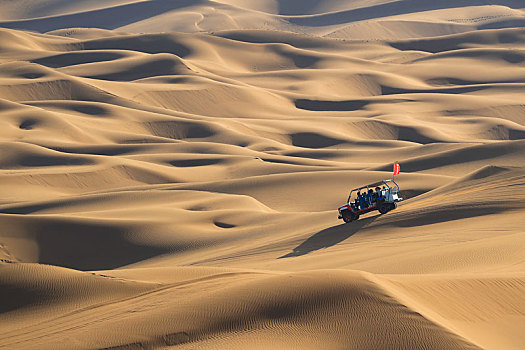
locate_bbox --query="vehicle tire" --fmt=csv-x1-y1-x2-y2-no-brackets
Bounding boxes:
341,210,353,223
390,202,397,210
378,203,390,214
354,214,360,221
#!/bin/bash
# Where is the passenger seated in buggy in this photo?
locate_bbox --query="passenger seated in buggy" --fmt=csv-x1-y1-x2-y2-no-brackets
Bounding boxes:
366,188,374,206
374,187,381,201
357,191,366,210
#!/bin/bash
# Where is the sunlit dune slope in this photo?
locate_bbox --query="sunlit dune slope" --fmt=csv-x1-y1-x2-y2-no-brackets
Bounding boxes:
0,264,484,349
0,0,523,39
0,1,524,349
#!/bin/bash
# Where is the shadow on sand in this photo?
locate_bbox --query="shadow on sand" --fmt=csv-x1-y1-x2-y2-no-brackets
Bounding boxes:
279,215,379,258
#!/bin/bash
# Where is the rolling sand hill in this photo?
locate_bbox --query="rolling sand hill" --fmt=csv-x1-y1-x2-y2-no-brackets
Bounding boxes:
0,0,524,349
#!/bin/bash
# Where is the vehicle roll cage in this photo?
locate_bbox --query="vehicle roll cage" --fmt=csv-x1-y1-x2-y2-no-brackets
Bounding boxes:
346,179,399,203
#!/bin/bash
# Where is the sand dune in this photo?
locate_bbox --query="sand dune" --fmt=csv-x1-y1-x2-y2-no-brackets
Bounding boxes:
0,0,523,39
0,0,524,349
1,265,482,349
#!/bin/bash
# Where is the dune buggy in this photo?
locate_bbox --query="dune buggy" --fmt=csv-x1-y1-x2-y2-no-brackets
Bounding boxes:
338,179,402,223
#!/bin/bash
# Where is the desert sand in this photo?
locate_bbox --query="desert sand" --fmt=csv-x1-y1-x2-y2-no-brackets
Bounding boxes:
0,0,524,349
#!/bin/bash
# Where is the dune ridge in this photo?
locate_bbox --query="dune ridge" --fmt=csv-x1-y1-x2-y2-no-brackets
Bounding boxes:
0,0,523,39
1,264,485,350
0,1,524,349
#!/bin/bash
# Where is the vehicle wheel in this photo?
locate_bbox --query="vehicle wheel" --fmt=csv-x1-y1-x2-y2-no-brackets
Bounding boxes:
390,202,397,210
341,211,353,223
378,203,390,214
353,214,360,221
